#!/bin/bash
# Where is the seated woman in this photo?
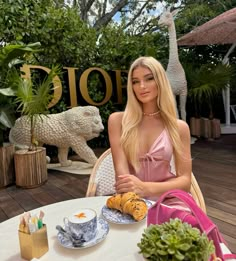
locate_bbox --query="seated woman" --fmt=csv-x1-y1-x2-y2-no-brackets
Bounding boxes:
108,56,192,202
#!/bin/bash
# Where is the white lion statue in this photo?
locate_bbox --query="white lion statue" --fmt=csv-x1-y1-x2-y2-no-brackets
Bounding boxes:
9,106,104,166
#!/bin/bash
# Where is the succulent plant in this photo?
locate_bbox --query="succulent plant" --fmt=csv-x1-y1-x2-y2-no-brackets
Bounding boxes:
138,218,215,261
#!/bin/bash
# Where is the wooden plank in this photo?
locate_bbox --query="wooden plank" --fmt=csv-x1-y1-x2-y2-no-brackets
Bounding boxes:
31,192,57,206
0,190,12,202
11,191,41,211
196,183,236,207
193,159,236,180
46,189,74,202
205,197,236,215
220,233,236,254
196,176,236,191
209,217,236,252
46,171,78,187
206,206,236,226
195,151,236,165
40,184,74,202
0,208,8,222
60,180,88,198
0,193,24,220
24,186,44,195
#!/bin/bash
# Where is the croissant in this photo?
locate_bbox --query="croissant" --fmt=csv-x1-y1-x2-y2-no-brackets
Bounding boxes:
106,192,148,221
106,193,122,212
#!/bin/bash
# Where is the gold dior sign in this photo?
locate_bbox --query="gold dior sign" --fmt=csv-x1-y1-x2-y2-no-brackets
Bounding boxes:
20,64,128,108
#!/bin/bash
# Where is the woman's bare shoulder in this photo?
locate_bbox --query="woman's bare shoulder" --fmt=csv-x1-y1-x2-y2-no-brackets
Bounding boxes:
177,119,190,136
108,111,124,124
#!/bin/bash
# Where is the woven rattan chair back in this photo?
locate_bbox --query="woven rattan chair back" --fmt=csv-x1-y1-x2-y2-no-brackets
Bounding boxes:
86,148,206,213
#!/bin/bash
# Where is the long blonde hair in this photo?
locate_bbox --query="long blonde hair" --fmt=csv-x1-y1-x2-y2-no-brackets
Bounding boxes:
121,56,182,172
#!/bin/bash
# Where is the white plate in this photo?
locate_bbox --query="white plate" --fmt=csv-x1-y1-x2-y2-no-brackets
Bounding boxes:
57,218,109,249
101,199,153,224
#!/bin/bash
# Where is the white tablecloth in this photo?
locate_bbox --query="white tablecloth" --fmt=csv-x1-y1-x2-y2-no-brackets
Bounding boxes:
0,196,234,261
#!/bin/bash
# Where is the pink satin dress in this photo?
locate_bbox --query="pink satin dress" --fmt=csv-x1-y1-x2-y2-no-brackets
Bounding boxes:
129,128,190,210
137,128,174,184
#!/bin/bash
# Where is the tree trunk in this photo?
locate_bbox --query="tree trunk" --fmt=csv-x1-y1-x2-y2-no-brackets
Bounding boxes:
0,144,15,187
14,147,48,188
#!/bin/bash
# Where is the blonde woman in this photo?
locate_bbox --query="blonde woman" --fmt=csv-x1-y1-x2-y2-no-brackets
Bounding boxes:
108,56,192,201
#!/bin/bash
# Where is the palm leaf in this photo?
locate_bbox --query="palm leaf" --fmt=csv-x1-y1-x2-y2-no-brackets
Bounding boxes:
0,87,15,96
14,65,61,149
187,63,234,104
0,43,41,68
15,79,33,115
185,62,235,118
0,109,15,129
0,42,41,146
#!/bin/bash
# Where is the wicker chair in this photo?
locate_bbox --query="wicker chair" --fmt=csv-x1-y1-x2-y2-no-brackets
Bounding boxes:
230,104,236,121
86,148,206,213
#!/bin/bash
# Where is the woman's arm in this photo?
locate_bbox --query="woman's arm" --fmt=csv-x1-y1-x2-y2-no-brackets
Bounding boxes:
115,120,192,198
108,112,131,180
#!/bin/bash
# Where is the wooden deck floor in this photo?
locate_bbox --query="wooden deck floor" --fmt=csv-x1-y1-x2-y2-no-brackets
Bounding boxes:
0,135,235,253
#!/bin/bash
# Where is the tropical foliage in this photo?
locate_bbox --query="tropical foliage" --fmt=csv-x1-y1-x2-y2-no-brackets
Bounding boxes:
0,0,236,147
14,66,61,150
186,63,235,119
0,42,41,146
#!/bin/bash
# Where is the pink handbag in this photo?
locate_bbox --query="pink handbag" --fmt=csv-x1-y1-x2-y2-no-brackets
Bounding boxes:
147,189,236,261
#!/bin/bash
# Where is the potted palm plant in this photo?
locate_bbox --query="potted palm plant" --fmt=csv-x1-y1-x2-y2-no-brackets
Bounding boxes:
13,65,60,188
0,42,40,187
186,63,234,139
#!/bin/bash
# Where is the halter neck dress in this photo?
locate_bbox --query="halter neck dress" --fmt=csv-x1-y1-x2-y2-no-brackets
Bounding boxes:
129,128,189,210
137,128,174,184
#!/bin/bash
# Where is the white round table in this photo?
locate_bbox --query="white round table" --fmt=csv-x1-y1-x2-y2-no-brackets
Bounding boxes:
0,196,234,261
0,196,147,261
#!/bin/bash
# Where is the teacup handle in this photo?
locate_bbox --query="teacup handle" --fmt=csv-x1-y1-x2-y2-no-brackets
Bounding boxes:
63,217,69,227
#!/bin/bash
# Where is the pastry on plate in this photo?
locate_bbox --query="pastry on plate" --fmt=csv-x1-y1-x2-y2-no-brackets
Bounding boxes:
106,192,148,221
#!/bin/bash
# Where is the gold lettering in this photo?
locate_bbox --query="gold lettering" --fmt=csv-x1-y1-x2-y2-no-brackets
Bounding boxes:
63,67,78,108
112,70,128,104
20,65,62,108
80,68,112,106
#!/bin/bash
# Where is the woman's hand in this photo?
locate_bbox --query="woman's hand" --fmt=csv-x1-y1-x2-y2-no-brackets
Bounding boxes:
115,174,145,197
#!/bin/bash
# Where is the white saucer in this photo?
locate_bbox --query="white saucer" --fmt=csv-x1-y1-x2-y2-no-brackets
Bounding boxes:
57,218,109,249
102,199,152,224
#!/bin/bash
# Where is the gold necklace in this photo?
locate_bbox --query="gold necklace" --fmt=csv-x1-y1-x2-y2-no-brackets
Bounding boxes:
143,111,160,117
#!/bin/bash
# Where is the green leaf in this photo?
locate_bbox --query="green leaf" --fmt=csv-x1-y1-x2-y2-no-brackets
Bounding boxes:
175,250,185,260
178,243,191,251
0,88,15,96
157,249,168,255
0,110,15,128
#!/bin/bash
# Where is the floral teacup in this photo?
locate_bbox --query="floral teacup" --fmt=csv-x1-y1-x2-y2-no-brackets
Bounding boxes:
63,208,97,243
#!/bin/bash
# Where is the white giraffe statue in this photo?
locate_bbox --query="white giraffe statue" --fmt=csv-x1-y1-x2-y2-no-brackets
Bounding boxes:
158,7,187,121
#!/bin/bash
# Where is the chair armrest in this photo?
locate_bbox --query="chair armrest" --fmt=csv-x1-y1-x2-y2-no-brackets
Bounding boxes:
86,182,97,197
